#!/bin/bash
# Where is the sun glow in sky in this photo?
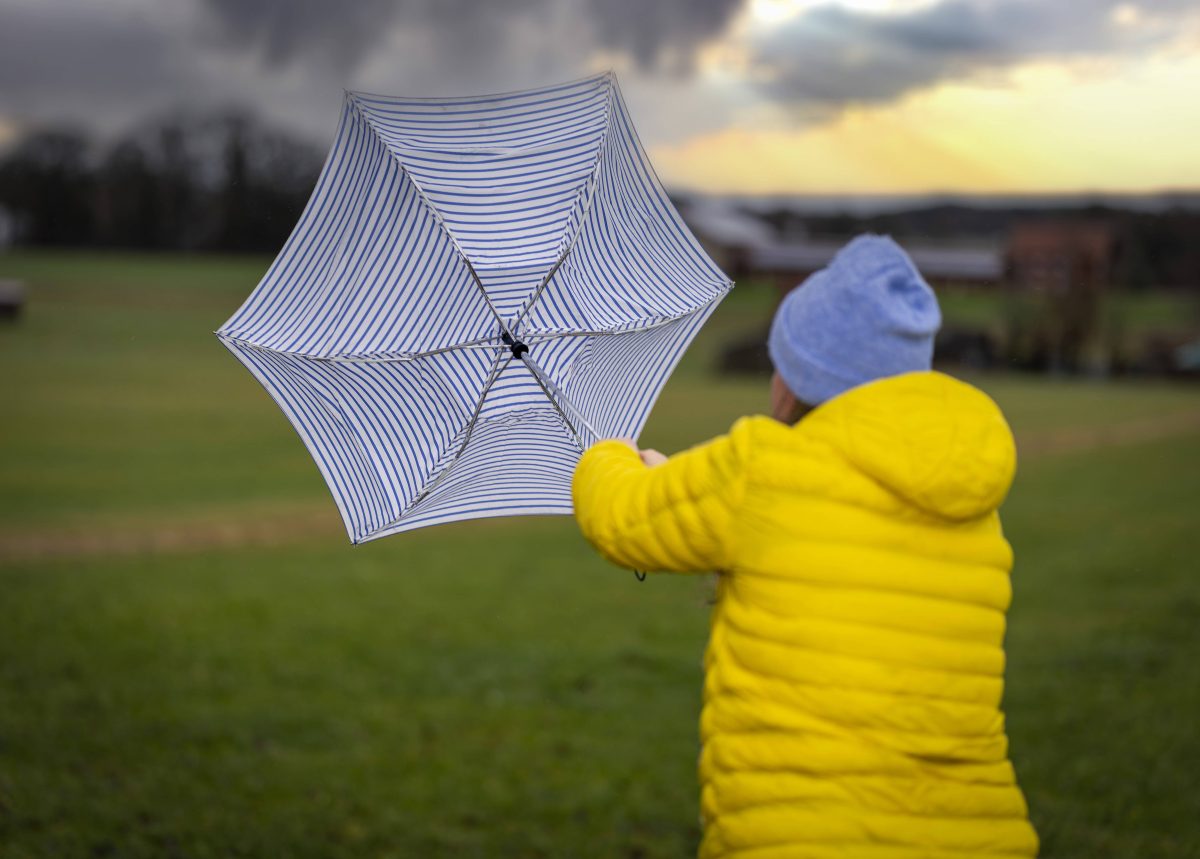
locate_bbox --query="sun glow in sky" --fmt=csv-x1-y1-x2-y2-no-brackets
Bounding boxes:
644,0,1200,194
749,0,938,22
654,51,1200,193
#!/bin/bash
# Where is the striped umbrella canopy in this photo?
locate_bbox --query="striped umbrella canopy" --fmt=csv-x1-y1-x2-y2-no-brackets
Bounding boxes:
216,73,732,543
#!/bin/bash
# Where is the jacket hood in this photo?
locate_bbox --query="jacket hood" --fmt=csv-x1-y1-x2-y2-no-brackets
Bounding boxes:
802,371,1016,520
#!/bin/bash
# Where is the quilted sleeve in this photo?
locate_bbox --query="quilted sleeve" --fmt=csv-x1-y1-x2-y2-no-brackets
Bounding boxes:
571,419,752,573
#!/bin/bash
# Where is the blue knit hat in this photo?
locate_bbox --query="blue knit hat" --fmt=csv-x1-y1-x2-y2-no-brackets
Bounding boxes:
768,234,941,406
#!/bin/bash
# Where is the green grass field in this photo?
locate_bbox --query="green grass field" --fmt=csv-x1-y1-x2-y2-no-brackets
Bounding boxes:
1,251,1198,858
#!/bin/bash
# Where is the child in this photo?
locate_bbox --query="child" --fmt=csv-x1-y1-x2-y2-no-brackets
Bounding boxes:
572,235,1039,859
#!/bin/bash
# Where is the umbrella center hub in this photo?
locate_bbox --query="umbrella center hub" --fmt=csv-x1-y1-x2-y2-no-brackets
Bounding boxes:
500,329,529,360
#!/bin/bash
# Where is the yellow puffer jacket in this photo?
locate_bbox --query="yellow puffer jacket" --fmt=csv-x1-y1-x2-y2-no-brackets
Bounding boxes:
572,371,1038,859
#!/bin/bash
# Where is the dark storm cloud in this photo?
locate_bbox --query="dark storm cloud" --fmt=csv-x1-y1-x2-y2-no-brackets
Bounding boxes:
583,0,745,70
200,0,404,70
198,0,744,74
750,0,1200,106
0,3,191,126
0,0,748,142
197,0,547,74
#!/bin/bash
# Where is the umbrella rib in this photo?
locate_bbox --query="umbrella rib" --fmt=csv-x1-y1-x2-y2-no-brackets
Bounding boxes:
518,352,599,450
404,352,513,513
510,249,570,334
215,333,501,364
509,80,615,333
346,93,515,341
513,289,733,451
328,341,500,363
520,287,733,343
520,358,583,451
460,258,513,340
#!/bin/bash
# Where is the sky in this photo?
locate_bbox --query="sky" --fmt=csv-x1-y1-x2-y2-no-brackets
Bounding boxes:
2,0,1198,194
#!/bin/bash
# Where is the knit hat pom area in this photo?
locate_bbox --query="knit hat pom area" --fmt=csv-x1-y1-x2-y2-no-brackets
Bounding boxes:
768,234,942,407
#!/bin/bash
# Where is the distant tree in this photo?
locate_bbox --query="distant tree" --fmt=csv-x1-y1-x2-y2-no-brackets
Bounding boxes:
208,112,323,251
215,114,252,250
152,120,201,249
0,129,95,245
1128,211,1200,289
94,140,163,247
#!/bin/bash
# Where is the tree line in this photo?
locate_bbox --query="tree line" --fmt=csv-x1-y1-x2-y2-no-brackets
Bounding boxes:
0,111,324,252
3,110,1198,291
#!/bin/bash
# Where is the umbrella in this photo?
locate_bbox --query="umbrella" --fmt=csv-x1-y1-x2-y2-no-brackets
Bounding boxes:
216,72,732,543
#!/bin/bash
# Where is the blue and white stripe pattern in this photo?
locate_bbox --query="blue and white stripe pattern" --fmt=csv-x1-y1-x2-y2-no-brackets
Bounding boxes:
217,73,732,543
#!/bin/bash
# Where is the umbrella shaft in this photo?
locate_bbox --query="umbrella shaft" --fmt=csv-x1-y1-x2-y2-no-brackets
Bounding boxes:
519,352,601,443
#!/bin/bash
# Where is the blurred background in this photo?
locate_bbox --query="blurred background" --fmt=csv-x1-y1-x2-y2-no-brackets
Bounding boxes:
1,1,1198,857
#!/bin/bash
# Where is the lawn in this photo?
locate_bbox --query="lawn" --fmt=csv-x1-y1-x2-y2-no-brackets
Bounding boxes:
1,251,1198,858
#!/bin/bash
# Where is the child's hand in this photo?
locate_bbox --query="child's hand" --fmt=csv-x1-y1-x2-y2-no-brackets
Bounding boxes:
608,438,667,467
639,448,667,467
